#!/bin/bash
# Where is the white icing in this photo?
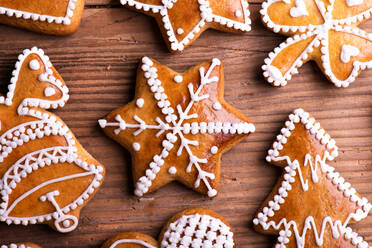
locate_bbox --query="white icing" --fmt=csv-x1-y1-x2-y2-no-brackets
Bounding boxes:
109,239,156,248
160,213,235,248
133,142,141,151
261,0,372,88
235,10,242,17
44,87,56,97
174,75,183,83
136,98,145,108
340,44,360,63
0,47,69,109
100,57,255,198
0,0,78,25
120,0,251,51
1,245,31,248
212,101,222,110
210,146,218,154
346,0,363,7
29,59,40,71
253,108,371,248
0,48,104,233
168,166,177,174
177,28,184,34
290,0,309,18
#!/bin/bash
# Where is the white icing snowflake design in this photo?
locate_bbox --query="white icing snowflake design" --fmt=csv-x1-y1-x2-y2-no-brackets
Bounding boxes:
0,47,104,233
100,57,255,198
261,0,372,87
120,0,251,51
0,0,78,25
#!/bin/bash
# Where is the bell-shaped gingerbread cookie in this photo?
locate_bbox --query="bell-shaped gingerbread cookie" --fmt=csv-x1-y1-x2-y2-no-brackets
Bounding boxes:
0,47,105,233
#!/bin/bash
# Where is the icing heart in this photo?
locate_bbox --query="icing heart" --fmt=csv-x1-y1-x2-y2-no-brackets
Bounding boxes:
290,0,309,18
346,0,363,7
341,45,360,63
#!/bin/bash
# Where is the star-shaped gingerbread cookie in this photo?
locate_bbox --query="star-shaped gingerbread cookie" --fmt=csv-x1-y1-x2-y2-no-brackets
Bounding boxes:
99,57,255,197
0,0,85,34
261,0,372,87
120,0,251,52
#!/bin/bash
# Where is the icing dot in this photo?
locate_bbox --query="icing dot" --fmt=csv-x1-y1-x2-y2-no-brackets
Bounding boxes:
133,142,141,151
211,146,218,154
136,98,145,108
44,87,56,97
63,220,70,228
177,28,184,34
235,10,242,17
213,102,222,110
168,166,177,174
174,75,183,83
29,59,40,70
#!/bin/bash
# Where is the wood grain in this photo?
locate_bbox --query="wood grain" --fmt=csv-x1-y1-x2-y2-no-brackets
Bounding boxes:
1,1,372,247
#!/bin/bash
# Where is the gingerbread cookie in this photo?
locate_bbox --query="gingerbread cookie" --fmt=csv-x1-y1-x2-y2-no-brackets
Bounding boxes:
102,208,235,248
0,47,105,233
119,0,251,52
99,57,255,197
102,232,158,248
253,108,371,247
0,0,85,35
261,0,372,87
159,208,235,248
1,244,41,248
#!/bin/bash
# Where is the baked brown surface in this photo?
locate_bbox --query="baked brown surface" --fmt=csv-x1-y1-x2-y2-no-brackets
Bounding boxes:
0,0,85,35
0,0,372,247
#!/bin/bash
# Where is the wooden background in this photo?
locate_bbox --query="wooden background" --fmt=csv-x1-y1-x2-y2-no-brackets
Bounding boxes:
1,0,372,247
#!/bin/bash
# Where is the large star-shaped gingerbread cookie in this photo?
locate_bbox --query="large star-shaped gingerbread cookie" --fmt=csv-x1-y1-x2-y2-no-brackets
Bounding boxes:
120,0,251,52
99,57,255,197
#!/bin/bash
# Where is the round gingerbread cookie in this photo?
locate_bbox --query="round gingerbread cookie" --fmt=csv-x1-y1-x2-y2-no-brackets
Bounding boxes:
159,208,236,248
102,232,158,248
0,0,85,35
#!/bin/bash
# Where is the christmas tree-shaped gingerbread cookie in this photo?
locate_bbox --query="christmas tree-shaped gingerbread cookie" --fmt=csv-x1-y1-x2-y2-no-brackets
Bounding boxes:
254,108,371,247
0,47,105,233
99,57,255,198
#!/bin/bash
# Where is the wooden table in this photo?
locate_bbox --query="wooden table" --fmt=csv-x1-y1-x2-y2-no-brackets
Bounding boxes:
1,0,372,247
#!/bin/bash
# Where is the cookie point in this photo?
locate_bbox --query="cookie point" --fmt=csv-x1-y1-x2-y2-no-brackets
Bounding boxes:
208,189,217,197
212,58,221,65
98,119,107,128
